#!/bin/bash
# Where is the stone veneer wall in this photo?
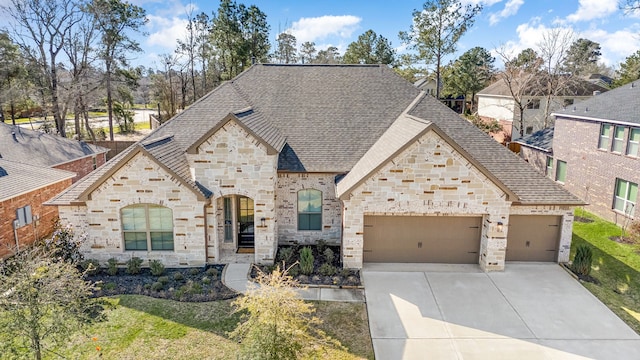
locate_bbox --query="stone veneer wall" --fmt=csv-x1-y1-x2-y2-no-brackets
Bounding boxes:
58,152,207,266
341,130,511,270
519,146,549,176
508,205,575,262
276,173,342,245
189,120,278,264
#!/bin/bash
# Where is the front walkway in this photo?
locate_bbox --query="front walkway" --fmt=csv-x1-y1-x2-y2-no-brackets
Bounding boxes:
222,263,365,302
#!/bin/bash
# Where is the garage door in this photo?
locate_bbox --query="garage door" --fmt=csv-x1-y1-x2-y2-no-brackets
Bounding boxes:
363,216,482,263
506,215,561,261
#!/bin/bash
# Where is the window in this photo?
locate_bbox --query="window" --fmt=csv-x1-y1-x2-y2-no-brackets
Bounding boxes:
546,156,553,177
526,99,540,109
563,98,574,107
614,179,638,216
92,156,97,170
15,205,33,228
298,189,322,231
555,160,567,183
526,126,534,135
627,128,639,157
121,204,174,251
612,126,625,153
599,124,611,150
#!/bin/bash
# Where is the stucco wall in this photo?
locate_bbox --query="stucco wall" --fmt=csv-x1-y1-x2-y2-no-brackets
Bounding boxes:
477,96,515,121
276,173,342,245
341,130,511,270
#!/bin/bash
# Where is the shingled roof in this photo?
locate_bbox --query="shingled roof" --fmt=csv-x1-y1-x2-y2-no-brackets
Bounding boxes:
478,77,608,98
553,81,640,125
0,159,75,201
514,127,554,153
0,123,108,166
48,64,582,206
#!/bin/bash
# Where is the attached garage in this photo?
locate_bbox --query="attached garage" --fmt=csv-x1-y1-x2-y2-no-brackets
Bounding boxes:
363,215,482,263
506,215,561,261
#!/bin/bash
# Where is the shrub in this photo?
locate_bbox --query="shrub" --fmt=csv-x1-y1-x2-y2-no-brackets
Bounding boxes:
104,282,117,291
149,260,165,276
202,276,211,285
572,244,593,276
125,257,143,275
299,247,314,275
151,282,164,291
630,220,640,241
80,259,101,276
43,221,86,264
319,263,337,276
158,276,170,285
340,268,351,277
277,247,296,265
287,264,300,277
189,268,201,276
316,239,328,254
173,272,184,281
206,267,219,278
323,248,334,264
106,258,119,276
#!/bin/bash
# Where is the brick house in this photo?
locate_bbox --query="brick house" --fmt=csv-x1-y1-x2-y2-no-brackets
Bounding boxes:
47,64,582,270
0,123,109,183
514,127,554,175
542,83,639,224
0,159,75,258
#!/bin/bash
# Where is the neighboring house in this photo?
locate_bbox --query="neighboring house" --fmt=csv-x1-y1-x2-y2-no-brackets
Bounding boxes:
0,159,75,258
47,64,583,271
550,82,640,224
477,78,608,141
414,77,437,96
414,77,465,113
0,123,109,183
514,127,554,175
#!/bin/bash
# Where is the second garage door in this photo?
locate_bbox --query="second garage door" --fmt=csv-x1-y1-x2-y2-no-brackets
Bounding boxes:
506,215,561,261
363,215,482,263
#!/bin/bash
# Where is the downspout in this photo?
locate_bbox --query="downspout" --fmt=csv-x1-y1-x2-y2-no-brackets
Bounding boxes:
13,220,19,252
203,200,210,263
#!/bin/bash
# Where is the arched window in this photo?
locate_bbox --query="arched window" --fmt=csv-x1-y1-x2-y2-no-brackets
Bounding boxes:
121,204,174,251
298,189,322,231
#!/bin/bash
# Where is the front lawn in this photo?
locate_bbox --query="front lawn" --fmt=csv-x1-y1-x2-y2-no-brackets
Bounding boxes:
55,295,373,359
571,210,640,334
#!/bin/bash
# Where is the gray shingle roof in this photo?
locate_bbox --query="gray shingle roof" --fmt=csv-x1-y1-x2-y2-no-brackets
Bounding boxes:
553,81,640,125
0,159,75,201
0,123,109,166
478,77,608,97
514,127,554,152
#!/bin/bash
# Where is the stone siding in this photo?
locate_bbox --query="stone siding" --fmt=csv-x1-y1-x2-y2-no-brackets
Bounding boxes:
276,173,342,245
554,116,639,224
59,152,207,266
190,119,279,264
341,130,511,270
54,154,106,183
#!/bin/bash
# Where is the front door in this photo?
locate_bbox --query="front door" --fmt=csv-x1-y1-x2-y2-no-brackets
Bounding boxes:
237,197,254,248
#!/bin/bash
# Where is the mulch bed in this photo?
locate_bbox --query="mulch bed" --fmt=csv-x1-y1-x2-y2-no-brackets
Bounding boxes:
609,236,637,244
574,216,594,223
87,264,237,302
563,263,599,285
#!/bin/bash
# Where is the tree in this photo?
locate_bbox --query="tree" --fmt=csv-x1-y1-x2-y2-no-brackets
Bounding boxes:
274,32,298,64
87,0,147,141
343,29,395,65
240,5,270,65
314,46,341,64
0,31,27,125
443,46,495,111
230,265,339,359
399,0,482,99
0,237,102,359
614,49,640,87
299,41,317,64
561,38,601,76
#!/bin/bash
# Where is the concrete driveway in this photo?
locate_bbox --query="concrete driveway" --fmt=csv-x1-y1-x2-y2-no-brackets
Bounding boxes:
363,263,640,360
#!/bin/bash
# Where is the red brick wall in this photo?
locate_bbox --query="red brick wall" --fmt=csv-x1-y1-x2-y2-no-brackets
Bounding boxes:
0,179,71,258
554,116,639,224
54,153,106,183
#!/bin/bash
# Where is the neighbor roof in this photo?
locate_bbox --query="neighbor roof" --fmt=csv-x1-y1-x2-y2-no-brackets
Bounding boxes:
0,123,109,167
49,64,582,206
513,127,554,153
0,159,75,201
553,81,640,125
478,77,608,98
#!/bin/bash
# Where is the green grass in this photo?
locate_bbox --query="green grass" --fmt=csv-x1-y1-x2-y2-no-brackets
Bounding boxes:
571,210,640,333
52,295,373,359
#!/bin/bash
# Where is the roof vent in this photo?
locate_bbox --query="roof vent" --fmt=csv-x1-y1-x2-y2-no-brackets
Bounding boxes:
11,131,17,142
593,90,601,96
585,107,589,112
572,106,576,112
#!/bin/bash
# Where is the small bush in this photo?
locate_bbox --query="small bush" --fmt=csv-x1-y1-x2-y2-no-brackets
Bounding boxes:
151,282,164,291
106,258,119,276
572,244,593,276
206,267,219,278
317,239,328,254
43,221,86,264
299,247,314,275
319,263,337,276
323,248,334,264
189,268,201,276
287,264,300,277
149,259,165,276
173,272,185,281
158,276,170,285
340,268,351,277
277,247,296,265
104,282,117,291
143,283,152,290
202,276,211,285
126,257,143,275
630,220,640,240
80,259,101,276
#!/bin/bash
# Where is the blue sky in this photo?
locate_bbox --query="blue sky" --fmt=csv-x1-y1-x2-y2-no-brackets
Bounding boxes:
131,0,640,70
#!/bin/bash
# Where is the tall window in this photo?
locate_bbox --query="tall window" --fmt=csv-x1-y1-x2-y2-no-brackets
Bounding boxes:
526,99,540,109
555,160,567,183
298,189,322,231
599,124,611,150
614,179,638,216
612,126,625,153
546,156,553,177
121,204,174,251
627,128,639,157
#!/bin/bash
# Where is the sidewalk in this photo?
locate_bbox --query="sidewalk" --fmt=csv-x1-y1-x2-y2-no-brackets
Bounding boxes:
223,263,365,302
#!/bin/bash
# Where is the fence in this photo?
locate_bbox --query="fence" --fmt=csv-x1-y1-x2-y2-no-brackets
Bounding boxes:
92,141,136,161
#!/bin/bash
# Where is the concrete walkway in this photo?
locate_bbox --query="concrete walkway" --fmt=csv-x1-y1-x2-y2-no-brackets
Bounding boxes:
223,263,365,302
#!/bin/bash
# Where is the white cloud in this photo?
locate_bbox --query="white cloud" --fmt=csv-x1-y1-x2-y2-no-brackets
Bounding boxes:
286,15,361,44
580,27,640,66
566,0,618,22
146,15,188,51
489,0,524,25
460,0,503,6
